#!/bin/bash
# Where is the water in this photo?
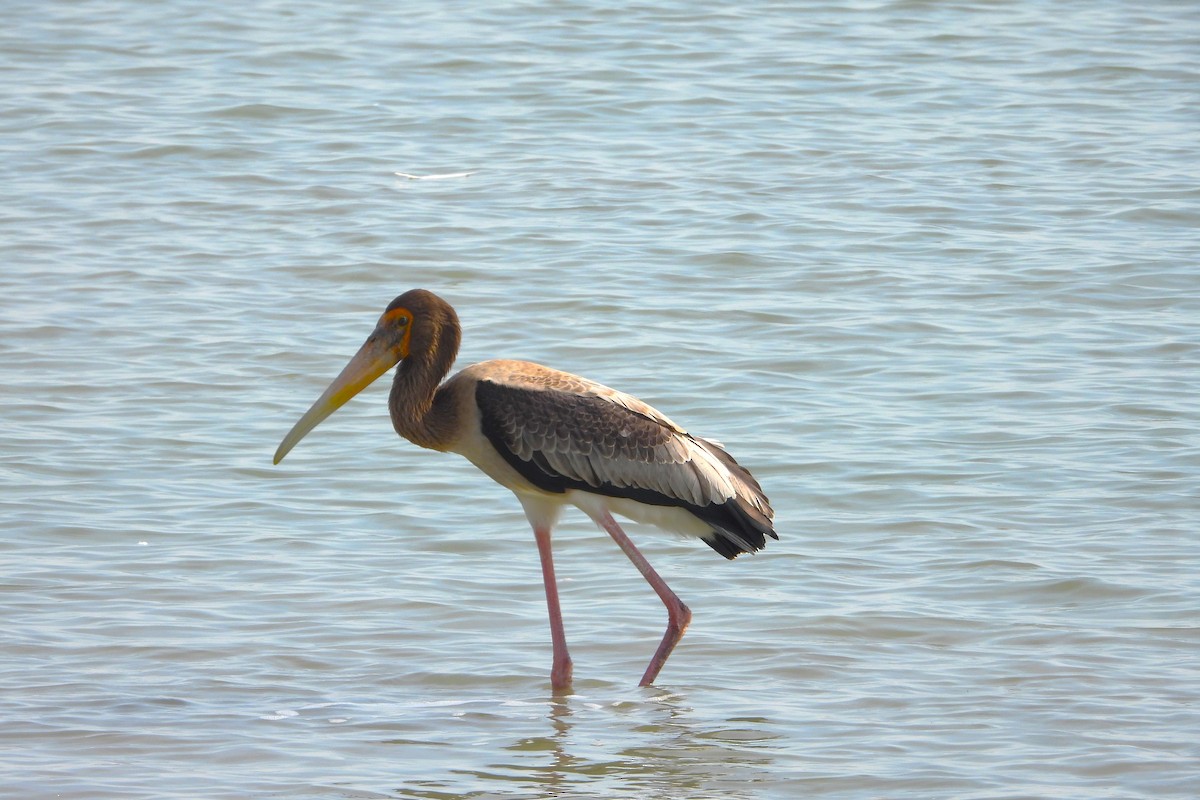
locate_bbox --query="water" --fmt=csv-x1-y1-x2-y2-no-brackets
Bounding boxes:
2,1,1198,797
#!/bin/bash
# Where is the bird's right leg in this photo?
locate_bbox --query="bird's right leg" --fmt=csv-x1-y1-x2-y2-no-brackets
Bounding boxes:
591,510,692,687
533,524,573,691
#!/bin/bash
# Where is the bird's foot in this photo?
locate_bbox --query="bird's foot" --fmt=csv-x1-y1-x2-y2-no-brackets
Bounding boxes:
638,602,692,686
551,656,573,692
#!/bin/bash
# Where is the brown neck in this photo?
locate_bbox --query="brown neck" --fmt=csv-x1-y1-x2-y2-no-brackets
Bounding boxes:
388,315,462,451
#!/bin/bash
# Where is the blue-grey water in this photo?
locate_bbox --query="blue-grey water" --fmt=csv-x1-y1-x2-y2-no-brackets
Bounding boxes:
2,2,1198,798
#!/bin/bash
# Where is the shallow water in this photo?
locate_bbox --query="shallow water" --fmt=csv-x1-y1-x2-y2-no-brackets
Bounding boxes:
2,1,1198,798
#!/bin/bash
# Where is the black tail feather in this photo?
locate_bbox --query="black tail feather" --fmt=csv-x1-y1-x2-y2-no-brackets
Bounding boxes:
699,496,778,560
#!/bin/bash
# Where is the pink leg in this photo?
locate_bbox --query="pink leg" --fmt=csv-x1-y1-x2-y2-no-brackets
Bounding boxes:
593,511,692,686
533,525,573,691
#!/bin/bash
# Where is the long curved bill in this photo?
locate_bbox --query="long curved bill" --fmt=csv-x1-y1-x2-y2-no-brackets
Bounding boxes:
274,331,399,464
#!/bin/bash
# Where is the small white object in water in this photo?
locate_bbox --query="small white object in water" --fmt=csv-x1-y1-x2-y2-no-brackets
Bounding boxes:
261,708,300,720
394,171,477,180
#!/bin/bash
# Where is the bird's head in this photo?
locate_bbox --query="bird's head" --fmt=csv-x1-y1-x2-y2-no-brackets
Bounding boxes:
273,289,455,464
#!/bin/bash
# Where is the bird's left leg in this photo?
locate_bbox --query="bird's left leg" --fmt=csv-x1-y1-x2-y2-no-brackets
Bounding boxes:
533,524,573,691
520,495,572,691
591,510,692,686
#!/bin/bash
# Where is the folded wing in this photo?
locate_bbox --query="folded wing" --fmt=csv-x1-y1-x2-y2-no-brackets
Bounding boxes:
475,373,776,559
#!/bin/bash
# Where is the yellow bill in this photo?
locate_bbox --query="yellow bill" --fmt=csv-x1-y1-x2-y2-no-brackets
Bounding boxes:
274,329,401,464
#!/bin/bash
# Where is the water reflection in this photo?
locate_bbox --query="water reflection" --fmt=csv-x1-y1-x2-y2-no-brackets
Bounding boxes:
454,688,777,798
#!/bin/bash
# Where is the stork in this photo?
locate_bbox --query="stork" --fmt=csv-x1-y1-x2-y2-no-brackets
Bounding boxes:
274,289,775,689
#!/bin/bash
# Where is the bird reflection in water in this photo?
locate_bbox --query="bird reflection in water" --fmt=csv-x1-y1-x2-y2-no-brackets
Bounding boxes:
487,689,776,797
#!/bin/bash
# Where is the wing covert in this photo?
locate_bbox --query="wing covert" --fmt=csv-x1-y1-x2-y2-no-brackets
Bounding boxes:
476,380,725,506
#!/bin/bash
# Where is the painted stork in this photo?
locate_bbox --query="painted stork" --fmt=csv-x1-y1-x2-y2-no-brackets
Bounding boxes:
274,289,775,689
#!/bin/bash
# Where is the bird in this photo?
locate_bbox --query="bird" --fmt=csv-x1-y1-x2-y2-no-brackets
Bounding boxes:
274,289,775,690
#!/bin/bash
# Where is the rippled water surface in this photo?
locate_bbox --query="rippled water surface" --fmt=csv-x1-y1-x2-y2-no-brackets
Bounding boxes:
3,2,1198,798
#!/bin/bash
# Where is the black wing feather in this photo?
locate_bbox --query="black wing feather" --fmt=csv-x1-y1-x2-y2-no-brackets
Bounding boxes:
476,380,776,558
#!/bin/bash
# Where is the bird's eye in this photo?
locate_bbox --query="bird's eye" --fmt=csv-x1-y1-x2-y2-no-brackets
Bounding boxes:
397,316,410,326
